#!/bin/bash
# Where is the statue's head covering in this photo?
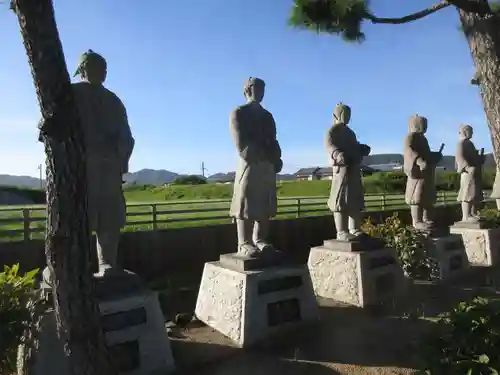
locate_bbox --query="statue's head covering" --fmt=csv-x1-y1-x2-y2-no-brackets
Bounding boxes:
73,49,107,77
333,103,351,125
408,114,427,134
459,124,473,138
244,77,265,90
243,77,265,101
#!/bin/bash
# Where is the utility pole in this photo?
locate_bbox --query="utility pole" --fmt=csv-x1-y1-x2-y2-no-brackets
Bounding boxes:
37,163,43,189
201,161,207,177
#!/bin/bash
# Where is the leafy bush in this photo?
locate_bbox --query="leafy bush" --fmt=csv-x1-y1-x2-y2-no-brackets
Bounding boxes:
0,264,40,373
171,175,207,185
362,214,438,280
479,207,500,228
123,183,156,192
121,170,496,201
419,297,500,374
363,172,407,194
435,172,461,192
0,186,45,204
483,169,496,190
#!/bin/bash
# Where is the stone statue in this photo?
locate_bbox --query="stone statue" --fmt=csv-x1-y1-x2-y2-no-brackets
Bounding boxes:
403,114,443,230
41,50,134,276
490,167,500,210
325,103,371,241
229,77,283,257
456,125,485,222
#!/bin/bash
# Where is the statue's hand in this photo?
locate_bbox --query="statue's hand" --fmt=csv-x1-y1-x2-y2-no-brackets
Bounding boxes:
433,151,443,164
360,144,371,156
333,152,345,165
416,157,427,171
465,165,476,174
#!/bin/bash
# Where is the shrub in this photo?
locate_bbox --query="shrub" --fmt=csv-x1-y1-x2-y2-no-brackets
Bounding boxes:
419,297,500,374
124,183,156,192
363,172,407,194
362,214,438,280
0,186,45,204
0,264,40,373
435,171,461,192
483,169,496,190
171,175,207,185
362,170,494,194
480,207,500,228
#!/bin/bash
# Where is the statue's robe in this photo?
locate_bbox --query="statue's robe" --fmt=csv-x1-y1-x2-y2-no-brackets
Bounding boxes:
325,123,365,213
456,138,483,204
491,167,500,199
403,132,436,207
229,102,281,220
72,82,134,232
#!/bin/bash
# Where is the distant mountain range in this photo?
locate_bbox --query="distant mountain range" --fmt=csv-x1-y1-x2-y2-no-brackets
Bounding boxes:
0,174,45,189
1,153,497,189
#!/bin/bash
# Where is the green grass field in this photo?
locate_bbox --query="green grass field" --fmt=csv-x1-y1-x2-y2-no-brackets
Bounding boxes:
0,180,465,242
122,180,336,201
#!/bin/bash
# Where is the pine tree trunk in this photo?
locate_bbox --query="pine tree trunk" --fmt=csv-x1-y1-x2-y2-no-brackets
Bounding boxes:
458,6,500,163
10,0,115,374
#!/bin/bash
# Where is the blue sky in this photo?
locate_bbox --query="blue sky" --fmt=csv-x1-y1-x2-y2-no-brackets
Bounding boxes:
0,0,489,177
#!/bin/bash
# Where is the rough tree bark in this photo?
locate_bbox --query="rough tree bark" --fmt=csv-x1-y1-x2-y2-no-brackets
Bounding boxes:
459,4,500,163
10,0,115,374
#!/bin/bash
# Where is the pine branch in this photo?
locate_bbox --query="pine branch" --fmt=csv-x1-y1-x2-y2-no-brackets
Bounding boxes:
365,1,452,25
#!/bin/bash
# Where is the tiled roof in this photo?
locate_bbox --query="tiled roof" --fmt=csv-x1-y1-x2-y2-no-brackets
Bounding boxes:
295,167,320,175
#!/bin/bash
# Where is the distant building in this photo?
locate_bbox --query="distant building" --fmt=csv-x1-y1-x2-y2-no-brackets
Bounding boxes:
295,165,377,181
366,163,402,172
316,167,333,180
295,167,321,180
210,172,235,184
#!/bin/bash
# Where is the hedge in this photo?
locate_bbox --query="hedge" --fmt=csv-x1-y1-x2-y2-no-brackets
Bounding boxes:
362,169,496,194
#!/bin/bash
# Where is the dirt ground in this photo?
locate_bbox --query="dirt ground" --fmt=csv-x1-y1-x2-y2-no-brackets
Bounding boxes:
154,266,500,375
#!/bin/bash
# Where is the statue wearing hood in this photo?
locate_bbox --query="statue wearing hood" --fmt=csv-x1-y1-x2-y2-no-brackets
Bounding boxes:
403,114,443,230
40,50,135,275
456,124,485,222
229,77,283,257
325,103,371,241
489,164,500,210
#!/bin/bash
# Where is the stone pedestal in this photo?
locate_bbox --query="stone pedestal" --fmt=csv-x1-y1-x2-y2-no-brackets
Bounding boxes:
450,223,500,266
307,239,406,307
33,269,175,375
194,253,319,348
428,234,469,279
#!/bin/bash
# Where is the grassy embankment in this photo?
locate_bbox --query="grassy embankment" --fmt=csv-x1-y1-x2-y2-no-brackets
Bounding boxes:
0,176,463,241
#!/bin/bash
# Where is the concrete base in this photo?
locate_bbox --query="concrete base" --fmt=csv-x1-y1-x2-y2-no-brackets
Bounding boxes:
307,240,406,307
33,270,175,375
449,225,500,266
194,257,319,348
428,234,469,279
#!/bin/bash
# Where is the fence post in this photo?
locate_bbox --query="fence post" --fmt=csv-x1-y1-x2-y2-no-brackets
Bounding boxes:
296,198,301,218
380,194,386,210
22,209,30,242
151,204,158,231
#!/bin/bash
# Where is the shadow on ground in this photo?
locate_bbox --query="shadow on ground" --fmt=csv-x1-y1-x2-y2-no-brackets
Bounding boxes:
152,266,500,375
171,340,340,375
